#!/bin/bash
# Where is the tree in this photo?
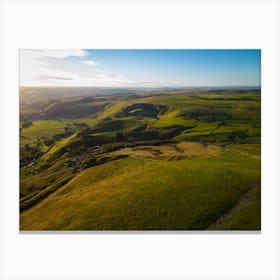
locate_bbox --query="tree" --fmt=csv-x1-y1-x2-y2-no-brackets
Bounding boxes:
115,132,126,142
22,120,33,129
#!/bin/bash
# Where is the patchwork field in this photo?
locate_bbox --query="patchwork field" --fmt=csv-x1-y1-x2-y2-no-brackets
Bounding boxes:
20,88,261,230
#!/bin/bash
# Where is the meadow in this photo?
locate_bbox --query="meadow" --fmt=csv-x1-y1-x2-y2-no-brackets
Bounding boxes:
20,88,261,230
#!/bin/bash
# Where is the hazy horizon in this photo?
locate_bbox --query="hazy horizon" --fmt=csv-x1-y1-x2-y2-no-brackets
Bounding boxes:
20,49,261,88
20,85,261,89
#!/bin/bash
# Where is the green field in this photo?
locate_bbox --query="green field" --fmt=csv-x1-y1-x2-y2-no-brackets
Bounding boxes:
20,88,261,230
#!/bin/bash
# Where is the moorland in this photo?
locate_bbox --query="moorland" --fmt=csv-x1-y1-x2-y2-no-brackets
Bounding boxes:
20,87,261,230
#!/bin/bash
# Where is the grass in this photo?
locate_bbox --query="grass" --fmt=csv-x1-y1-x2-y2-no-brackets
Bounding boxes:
20,148,260,230
208,186,261,230
153,117,196,128
20,120,69,144
40,132,78,162
96,101,130,121
20,89,261,230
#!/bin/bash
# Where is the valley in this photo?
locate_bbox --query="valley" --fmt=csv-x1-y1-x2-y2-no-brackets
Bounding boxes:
20,87,261,230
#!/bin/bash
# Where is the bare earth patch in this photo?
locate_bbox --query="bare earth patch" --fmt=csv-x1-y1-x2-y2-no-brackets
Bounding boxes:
110,142,222,160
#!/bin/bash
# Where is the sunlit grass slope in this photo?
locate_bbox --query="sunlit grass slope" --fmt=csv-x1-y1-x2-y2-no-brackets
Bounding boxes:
20,148,260,230
20,89,261,230
20,120,70,145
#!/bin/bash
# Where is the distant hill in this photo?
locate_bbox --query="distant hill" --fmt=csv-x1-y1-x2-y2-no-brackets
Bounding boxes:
19,86,261,102
19,87,142,102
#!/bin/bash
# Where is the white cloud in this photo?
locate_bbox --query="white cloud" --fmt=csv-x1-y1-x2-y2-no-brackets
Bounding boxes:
127,80,168,87
21,49,88,59
20,49,168,87
20,49,90,86
97,71,119,78
36,71,77,81
82,60,99,66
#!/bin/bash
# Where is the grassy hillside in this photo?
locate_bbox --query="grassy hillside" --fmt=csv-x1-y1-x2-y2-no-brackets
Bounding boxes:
20,88,261,230
21,146,260,230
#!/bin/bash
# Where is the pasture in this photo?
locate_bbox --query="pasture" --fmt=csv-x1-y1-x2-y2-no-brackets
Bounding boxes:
20,88,261,230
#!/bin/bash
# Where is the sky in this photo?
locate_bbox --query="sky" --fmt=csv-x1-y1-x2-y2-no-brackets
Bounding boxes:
20,49,261,88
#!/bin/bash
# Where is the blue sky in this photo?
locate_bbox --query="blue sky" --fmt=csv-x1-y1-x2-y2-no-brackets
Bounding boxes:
20,49,260,87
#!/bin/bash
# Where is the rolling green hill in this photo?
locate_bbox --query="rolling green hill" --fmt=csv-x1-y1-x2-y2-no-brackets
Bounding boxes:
20,88,261,230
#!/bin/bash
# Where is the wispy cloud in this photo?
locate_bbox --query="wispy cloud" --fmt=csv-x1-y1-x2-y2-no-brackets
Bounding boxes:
20,50,169,87
82,60,99,66
22,49,89,59
37,75,74,81
127,80,167,87
97,72,119,78
102,74,117,77
20,49,261,87
20,49,90,86
34,70,77,83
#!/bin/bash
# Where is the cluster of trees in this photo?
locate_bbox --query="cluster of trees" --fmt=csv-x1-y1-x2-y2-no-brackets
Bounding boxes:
227,131,248,143
20,143,42,168
20,120,33,132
